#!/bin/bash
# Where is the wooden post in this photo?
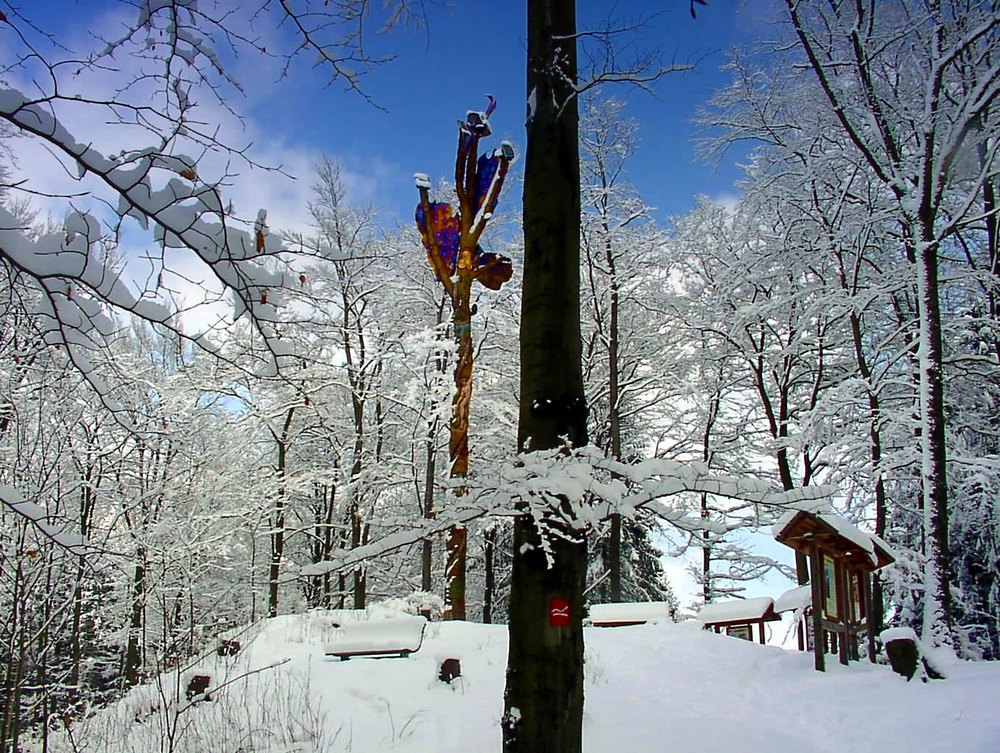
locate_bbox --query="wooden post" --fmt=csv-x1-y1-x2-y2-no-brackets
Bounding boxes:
836,558,849,666
809,541,825,672
862,572,877,662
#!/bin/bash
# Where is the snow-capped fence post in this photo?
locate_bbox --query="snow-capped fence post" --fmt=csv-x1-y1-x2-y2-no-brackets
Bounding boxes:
414,101,515,621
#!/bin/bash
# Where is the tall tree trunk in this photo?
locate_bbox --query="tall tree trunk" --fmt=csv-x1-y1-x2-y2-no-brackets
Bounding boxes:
320,481,337,608
504,1,587,751
483,525,496,624
422,299,448,596
843,295,889,646
71,455,98,687
605,223,623,602
608,512,622,602
349,393,367,609
915,229,953,648
268,407,295,618
700,366,722,603
979,122,1000,364
124,547,146,687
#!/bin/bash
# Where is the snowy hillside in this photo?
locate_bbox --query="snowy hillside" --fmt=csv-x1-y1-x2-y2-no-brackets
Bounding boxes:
32,611,1000,753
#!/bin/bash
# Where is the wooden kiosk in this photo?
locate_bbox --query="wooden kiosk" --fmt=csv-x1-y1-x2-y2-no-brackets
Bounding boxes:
773,511,895,671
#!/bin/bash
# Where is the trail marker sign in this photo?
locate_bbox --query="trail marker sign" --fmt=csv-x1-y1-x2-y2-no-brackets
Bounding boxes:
549,598,570,627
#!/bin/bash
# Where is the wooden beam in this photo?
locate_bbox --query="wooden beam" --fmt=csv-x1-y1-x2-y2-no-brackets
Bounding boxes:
862,572,877,662
809,541,825,672
836,559,849,666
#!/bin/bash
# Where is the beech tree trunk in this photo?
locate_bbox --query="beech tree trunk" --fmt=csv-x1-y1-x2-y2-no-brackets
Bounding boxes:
421,419,437,594
124,549,146,686
503,1,588,751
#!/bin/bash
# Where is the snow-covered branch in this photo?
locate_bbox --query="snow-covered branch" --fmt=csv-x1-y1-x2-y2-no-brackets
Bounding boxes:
295,444,836,577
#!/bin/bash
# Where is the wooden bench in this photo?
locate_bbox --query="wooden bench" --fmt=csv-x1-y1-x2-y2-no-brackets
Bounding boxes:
588,601,675,627
324,615,428,661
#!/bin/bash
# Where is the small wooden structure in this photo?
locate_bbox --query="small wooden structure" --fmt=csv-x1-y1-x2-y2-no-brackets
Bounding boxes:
698,597,781,645
588,601,674,627
773,510,895,672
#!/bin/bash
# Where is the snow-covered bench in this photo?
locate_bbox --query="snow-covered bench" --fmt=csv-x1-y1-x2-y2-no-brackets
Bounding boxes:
324,615,428,661
588,601,674,627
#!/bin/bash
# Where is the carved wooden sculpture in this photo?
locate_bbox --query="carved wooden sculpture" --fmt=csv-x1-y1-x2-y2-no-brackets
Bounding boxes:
415,100,515,620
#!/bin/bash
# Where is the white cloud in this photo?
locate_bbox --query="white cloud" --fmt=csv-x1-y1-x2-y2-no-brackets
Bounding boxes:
709,191,742,214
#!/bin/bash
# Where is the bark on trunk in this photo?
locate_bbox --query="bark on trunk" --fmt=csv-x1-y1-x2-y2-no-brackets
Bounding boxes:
605,224,622,602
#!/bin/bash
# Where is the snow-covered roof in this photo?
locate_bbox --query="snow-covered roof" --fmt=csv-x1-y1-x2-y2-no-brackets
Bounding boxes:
588,601,673,624
697,597,778,624
772,510,896,568
774,585,812,614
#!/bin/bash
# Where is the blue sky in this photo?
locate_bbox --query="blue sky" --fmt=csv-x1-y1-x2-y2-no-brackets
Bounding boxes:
251,0,776,227
22,0,779,235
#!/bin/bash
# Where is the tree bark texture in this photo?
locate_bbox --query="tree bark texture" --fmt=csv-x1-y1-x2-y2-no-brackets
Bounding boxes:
503,1,588,752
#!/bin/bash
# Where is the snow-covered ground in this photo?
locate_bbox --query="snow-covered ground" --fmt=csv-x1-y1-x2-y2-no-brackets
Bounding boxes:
37,611,1000,752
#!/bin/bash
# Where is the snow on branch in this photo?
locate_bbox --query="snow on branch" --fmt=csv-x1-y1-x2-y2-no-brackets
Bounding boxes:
0,483,90,556
0,87,305,382
295,444,836,578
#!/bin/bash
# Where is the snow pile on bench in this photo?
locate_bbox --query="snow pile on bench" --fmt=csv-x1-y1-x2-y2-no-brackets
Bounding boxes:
324,615,428,660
